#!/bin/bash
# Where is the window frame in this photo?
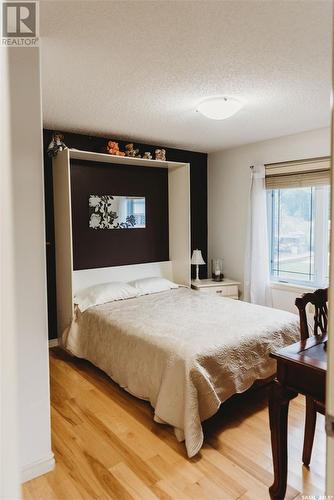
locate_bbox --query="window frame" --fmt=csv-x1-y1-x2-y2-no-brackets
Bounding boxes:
267,185,330,288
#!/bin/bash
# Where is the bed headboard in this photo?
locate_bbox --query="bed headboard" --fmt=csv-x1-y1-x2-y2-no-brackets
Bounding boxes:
72,261,173,294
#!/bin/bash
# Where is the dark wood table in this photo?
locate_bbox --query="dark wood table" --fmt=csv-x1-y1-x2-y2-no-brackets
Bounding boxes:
269,334,327,499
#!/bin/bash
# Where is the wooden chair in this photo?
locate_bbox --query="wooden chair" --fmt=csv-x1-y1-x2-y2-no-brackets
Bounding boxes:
295,288,327,467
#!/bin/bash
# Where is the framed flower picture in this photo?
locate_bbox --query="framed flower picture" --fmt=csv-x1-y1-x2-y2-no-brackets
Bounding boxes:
89,195,146,229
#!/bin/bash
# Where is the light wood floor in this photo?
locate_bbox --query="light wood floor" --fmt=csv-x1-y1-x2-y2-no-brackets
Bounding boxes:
23,348,325,500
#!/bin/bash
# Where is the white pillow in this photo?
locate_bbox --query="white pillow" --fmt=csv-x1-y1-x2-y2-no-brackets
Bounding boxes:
74,282,138,312
129,277,178,296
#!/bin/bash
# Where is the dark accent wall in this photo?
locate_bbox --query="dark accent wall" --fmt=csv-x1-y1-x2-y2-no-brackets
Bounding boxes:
71,160,169,270
43,129,208,339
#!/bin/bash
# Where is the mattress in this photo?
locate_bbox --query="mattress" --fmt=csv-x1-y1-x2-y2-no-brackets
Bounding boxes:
63,287,300,457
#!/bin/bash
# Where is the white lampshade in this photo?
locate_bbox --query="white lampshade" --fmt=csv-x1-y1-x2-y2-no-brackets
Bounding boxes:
191,249,205,265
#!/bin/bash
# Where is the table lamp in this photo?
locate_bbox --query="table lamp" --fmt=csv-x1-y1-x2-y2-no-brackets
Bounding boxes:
191,249,205,282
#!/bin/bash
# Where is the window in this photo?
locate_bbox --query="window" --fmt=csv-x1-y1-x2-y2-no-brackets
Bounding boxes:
267,185,330,287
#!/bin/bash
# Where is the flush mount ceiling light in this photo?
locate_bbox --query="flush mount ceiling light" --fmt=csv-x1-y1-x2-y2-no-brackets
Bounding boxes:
196,96,243,120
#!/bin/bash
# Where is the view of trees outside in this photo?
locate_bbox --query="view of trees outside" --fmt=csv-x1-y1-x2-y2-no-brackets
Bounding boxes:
270,186,330,283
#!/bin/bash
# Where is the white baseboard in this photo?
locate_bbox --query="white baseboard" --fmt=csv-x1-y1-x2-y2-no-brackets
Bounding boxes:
48,338,58,348
21,453,55,483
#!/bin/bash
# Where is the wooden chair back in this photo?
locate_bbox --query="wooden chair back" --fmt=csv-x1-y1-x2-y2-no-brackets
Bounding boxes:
295,288,328,341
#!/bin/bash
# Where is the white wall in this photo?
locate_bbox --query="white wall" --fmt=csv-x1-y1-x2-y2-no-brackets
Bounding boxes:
3,48,54,484
208,127,331,311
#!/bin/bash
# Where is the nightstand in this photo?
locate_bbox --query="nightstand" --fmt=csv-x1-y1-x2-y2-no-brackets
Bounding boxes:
191,278,240,299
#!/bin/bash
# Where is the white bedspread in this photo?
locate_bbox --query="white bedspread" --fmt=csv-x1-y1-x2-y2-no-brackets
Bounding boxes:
63,287,300,457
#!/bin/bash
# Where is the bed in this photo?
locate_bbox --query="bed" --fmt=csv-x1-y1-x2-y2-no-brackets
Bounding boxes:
62,285,300,457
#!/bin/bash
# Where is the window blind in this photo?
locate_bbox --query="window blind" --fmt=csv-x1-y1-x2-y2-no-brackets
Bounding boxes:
265,157,331,189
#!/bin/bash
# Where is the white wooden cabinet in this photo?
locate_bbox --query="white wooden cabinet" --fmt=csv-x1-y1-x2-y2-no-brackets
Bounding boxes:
53,148,191,338
191,279,240,299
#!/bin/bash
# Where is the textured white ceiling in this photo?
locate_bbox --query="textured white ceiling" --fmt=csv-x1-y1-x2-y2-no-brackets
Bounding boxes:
40,0,332,153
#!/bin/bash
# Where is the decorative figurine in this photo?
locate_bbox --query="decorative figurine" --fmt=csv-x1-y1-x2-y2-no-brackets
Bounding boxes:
125,143,141,158
106,140,125,156
142,152,153,160
155,148,166,161
47,132,67,157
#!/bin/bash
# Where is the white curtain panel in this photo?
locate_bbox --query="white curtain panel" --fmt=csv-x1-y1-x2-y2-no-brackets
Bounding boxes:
244,164,272,307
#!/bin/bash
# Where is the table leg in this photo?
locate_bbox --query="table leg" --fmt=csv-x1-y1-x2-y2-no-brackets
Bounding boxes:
302,396,317,467
269,380,297,500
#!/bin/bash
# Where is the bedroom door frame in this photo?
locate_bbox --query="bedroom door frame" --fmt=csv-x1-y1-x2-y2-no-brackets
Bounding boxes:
326,100,334,494
0,48,21,500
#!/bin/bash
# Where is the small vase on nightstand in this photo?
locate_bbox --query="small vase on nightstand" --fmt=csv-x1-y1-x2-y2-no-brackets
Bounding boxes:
211,258,224,282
